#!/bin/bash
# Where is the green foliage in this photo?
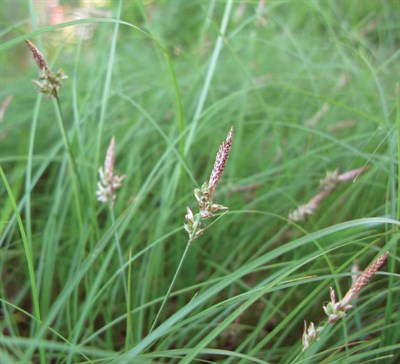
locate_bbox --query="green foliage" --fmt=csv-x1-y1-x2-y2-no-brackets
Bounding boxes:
1,0,399,363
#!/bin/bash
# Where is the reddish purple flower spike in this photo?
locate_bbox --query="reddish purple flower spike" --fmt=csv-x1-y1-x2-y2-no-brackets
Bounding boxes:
96,136,125,205
208,126,234,194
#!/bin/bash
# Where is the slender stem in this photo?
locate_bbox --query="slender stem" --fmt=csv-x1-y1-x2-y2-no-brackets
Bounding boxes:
149,241,192,334
53,96,84,242
396,82,400,222
54,95,81,183
109,204,128,302
125,249,133,351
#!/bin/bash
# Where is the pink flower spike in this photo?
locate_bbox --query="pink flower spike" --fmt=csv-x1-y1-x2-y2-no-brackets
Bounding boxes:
208,126,234,194
96,136,125,205
337,166,369,183
339,251,389,308
25,40,48,71
105,136,115,180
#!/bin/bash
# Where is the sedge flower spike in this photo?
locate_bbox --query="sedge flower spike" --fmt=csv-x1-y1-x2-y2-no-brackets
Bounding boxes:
323,251,389,323
289,166,369,222
96,136,125,205
208,126,234,193
25,40,67,98
301,251,389,352
184,127,234,242
302,321,322,352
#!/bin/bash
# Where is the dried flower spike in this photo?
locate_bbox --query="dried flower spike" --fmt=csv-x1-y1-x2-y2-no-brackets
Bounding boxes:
25,40,67,98
96,136,125,205
323,251,389,323
184,127,234,242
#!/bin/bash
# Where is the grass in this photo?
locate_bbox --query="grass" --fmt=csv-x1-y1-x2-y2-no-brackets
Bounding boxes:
0,0,399,363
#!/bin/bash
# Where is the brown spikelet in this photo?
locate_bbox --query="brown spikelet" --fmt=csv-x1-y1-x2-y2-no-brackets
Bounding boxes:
339,251,389,308
208,126,234,194
25,40,48,71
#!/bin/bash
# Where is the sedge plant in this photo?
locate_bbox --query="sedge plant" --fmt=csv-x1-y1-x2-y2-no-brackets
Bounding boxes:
150,126,234,333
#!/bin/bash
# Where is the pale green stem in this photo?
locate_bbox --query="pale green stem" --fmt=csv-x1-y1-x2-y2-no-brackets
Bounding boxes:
109,203,128,302
149,214,201,333
53,96,84,243
125,249,133,351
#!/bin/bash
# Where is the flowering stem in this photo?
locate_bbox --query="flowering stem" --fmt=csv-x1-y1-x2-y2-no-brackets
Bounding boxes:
54,96,80,181
53,96,83,239
149,240,192,334
189,213,202,243
109,203,128,302
125,249,133,351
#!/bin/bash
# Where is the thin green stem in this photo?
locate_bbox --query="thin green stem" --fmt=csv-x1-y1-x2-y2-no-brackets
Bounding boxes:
396,82,400,223
109,204,128,302
149,241,192,334
125,249,133,351
149,212,203,333
53,96,84,241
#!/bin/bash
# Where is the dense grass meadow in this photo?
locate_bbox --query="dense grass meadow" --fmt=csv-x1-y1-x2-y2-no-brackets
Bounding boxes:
1,0,400,363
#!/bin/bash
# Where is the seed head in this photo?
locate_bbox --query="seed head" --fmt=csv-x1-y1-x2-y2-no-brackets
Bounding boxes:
96,136,125,205
302,321,322,352
288,188,333,222
337,166,369,183
25,40,48,71
184,126,233,242
323,252,389,323
25,40,67,98
339,251,389,308
208,126,234,194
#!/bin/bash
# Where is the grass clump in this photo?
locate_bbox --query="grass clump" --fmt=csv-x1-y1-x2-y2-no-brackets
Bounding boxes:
0,1,399,363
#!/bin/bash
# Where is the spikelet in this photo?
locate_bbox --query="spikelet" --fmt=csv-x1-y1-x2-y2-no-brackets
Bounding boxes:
288,188,333,222
302,321,322,352
208,126,234,194
184,127,234,242
96,136,125,205
302,251,389,351
323,252,389,323
289,166,369,222
25,40,48,71
339,251,389,308
25,40,67,98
